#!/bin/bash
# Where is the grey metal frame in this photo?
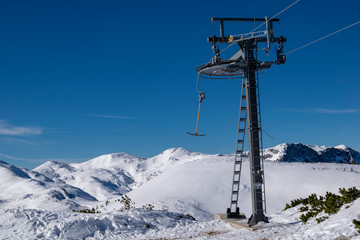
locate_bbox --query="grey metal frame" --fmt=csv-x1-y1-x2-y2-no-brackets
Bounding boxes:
194,16,286,226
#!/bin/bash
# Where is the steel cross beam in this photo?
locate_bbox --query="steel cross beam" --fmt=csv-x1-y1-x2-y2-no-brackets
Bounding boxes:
212,17,280,22
208,17,285,45
208,36,285,44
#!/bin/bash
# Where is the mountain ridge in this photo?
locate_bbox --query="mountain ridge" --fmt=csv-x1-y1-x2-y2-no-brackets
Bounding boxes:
0,143,359,212
264,143,360,164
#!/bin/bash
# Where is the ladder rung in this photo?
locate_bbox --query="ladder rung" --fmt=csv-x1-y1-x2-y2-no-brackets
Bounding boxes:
238,129,245,133
237,140,244,143
232,191,238,194
240,118,246,122
241,107,247,111
233,181,239,184
234,171,240,174
236,150,243,154
242,95,246,99
235,161,242,164
231,200,237,204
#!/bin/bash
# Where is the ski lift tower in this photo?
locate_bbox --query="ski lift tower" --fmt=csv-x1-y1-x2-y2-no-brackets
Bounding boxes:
190,17,286,226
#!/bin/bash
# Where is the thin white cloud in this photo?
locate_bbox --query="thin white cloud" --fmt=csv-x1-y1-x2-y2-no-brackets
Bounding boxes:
0,120,43,136
82,114,138,119
3,138,35,145
277,108,360,114
0,153,36,161
0,152,87,163
314,108,360,114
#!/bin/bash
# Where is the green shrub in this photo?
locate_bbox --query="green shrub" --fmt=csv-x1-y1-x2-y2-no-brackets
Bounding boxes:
299,206,309,212
316,216,329,223
284,187,360,224
353,219,360,233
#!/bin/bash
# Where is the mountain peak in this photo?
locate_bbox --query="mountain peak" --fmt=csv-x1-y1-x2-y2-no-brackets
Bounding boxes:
69,152,145,173
334,144,348,150
159,147,193,156
264,143,359,164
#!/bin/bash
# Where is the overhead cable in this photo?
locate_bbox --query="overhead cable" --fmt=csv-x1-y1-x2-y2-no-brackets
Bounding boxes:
286,20,360,55
247,0,300,34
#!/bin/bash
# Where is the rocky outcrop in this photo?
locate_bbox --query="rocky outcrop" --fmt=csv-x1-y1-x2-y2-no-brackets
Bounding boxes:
264,143,360,164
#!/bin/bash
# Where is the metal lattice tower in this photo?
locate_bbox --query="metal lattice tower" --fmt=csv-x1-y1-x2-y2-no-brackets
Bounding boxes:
189,17,286,226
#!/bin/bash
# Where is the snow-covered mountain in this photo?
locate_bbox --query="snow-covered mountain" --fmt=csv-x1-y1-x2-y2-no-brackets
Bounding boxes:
0,160,96,211
33,143,360,204
264,143,360,164
1,143,360,239
34,148,211,201
2,143,359,212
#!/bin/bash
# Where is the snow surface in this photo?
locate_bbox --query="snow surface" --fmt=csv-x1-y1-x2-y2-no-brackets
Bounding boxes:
1,144,360,239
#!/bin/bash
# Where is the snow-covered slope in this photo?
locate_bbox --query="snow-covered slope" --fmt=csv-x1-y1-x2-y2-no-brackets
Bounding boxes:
35,159,135,201
35,148,211,201
0,160,96,211
34,144,360,204
1,143,360,239
1,183,360,239
0,208,195,240
127,157,360,220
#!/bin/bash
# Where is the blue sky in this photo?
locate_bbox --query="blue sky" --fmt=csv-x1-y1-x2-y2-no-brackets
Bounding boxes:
0,0,359,169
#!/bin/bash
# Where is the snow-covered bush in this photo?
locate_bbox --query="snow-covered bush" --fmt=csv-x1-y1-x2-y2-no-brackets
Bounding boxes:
142,204,154,210
72,208,101,214
119,195,135,211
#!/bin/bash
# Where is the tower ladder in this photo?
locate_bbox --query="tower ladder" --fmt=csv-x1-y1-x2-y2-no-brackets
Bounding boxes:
228,77,247,218
254,67,267,214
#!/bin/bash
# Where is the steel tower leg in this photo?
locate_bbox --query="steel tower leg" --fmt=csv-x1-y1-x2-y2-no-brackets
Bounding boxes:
244,41,268,226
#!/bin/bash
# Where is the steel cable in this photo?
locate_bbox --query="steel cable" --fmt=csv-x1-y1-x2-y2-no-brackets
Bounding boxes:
286,20,360,55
